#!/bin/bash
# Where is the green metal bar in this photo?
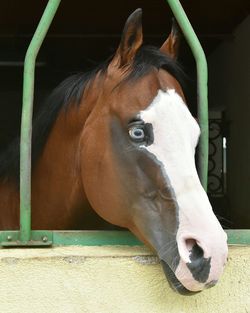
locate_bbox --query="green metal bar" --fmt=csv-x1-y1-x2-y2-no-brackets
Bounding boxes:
0,231,53,247
20,0,61,243
1,230,250,247
166,0,209,190
52,230,143,246
225,229,250,246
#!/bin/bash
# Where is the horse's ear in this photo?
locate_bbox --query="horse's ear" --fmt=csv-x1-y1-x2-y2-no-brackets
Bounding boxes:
109,8,143,69
160,19,180,59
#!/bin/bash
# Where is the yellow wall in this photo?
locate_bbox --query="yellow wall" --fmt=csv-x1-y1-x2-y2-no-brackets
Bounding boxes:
0,245,249,313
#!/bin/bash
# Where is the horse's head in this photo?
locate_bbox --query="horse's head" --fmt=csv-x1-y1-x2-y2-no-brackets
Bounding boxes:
80,9,228,295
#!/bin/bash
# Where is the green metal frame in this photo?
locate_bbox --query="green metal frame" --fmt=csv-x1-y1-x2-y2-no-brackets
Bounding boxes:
165,0,208,190
19,0,61,245
1,230,250,247
0,0,249,247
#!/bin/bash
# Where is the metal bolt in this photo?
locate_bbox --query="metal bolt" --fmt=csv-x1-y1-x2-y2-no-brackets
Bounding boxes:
7,236,12,241
42,236,48,242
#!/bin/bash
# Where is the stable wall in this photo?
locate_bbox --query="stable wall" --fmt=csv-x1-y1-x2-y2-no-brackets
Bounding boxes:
0,245,249,313
208,16,250,228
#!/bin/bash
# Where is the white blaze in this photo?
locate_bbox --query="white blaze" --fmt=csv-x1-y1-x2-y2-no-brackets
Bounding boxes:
140,89,201,203
140,89,228,290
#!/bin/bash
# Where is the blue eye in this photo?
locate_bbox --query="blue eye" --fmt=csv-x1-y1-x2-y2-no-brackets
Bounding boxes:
129,127,145,141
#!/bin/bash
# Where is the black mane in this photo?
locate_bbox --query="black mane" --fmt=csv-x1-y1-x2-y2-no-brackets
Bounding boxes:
0,45,185,183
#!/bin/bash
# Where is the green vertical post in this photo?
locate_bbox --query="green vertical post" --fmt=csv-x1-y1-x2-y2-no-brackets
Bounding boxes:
165,0,209,190
20,0,61,242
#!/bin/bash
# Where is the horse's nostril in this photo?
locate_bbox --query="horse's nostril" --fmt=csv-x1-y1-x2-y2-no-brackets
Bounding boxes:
184,239,211,283
185,239,196,252
185,239,204,261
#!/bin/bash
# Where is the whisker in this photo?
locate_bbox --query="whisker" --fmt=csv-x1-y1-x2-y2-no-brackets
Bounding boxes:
215,214,233,229
123,145,137,153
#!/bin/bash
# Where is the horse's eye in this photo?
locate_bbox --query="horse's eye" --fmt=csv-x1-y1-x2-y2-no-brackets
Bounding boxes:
129,127,145,141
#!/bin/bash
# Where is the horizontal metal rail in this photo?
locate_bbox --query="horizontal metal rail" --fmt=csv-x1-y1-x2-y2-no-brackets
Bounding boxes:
0,230,250,247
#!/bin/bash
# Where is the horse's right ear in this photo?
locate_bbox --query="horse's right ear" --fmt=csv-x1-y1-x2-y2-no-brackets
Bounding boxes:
160,19,180,59
108,9,143,70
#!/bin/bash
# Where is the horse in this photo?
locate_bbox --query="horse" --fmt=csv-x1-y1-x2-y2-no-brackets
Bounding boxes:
0,9,228,295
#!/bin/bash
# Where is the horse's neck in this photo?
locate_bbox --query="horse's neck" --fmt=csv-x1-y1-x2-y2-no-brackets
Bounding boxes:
0,180,19,229
0,107,86,230
31,104,90,229
0,77,108,230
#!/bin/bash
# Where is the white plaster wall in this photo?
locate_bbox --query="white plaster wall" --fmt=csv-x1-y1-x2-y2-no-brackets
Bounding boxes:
0,245,249,313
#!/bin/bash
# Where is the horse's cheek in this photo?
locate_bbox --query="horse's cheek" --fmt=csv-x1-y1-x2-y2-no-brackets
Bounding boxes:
79,126,129,227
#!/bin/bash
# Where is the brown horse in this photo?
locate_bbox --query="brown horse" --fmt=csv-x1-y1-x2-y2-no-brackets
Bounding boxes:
0,9,227,295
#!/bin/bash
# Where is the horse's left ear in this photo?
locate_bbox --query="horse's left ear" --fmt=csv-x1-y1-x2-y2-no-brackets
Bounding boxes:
109,8,143,69
160,19,180,59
